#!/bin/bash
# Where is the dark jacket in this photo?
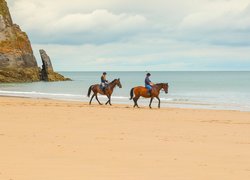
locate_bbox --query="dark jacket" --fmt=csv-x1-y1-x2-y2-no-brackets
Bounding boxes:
101,75,108,83
145,76,151,86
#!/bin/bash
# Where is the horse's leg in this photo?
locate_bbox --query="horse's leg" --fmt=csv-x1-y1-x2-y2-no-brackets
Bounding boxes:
133,96,140,108
109,96,112,106
136,98,140,108
89,94,95,105
149,97,154,109
156,96,161,108
105,99,109,105
95,94,102,105
105,95,112,105
133,97,136,108
105,95,110,105
133,97,137,108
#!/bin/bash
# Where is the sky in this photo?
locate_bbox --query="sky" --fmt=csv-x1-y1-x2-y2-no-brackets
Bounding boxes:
7,0,250,71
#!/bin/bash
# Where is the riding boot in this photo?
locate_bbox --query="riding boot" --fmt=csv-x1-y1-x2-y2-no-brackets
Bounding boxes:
148,89,152,96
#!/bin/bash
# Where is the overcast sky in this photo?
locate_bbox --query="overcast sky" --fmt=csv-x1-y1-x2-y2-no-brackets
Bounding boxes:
7,0,250,71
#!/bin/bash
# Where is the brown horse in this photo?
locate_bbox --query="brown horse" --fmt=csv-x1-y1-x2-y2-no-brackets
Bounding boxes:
130,83,169,108
87,79,122,105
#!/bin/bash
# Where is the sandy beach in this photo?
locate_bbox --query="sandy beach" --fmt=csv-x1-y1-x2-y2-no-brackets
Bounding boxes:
0,96,250,180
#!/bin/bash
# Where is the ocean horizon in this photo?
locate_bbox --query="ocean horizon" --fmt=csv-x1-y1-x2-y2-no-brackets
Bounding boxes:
0,71,250,111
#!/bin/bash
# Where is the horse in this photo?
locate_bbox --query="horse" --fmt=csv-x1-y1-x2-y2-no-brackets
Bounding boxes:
130,83,169,108
87,78,122,105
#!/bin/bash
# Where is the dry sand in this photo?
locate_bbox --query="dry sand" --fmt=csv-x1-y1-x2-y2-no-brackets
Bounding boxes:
0,96,250,180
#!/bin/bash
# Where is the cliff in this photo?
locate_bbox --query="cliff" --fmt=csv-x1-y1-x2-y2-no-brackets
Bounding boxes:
0,0,40,82
0,0,70,83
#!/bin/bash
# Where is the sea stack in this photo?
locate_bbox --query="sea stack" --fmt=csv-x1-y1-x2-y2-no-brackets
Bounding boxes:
39,49,70,81
0,0,40,82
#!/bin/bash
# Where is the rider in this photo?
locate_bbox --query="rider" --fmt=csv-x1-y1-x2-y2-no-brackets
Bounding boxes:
101,72,109,92
145,73,154,96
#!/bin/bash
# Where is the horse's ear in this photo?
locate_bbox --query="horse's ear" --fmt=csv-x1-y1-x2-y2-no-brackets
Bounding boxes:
118,78,120,80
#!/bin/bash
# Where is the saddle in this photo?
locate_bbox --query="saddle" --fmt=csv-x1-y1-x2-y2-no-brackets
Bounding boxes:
100,84,108,93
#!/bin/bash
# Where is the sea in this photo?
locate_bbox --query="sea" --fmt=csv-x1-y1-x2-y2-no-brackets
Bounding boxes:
0,71,250,111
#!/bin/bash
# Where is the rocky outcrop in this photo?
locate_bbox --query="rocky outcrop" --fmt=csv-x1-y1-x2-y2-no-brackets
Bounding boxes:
0,0,40,82
39,49,70,81
0,0,70,83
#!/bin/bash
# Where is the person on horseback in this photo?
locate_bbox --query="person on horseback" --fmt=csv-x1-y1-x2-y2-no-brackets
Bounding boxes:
145,73,154,96
101,72,109,92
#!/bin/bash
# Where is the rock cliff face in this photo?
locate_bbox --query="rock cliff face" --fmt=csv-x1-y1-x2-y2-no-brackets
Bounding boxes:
40,49,70,81
0,0,70,83
0,0,40,82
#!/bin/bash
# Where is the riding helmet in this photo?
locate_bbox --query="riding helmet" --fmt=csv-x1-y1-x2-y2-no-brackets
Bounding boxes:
146,73,151,76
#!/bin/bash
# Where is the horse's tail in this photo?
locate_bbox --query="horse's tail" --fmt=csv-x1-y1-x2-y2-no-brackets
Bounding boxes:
87,85,93,97
130,88,134,100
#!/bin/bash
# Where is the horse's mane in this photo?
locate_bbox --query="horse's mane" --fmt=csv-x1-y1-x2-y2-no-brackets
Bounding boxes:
110,79,117,84
156,83,168,85
156,83,164,86
155,83,168,87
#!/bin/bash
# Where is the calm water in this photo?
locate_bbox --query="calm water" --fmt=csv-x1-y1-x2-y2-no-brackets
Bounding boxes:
0,71,250,111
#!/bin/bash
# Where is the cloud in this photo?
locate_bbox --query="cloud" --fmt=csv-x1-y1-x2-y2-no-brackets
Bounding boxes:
7,0,250,71
9,0,250,46
9,0,149,44
54,10,147,32
176,1,250,46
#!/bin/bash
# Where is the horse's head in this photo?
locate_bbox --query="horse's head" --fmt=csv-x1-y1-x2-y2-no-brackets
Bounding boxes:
116,78,122,88
162,83,169,94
